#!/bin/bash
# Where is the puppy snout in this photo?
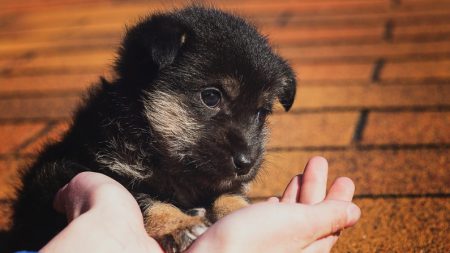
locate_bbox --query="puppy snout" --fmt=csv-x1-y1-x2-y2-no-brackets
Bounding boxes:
232,153,253,175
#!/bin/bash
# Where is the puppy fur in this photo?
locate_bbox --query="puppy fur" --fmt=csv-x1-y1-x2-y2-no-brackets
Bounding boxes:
6,6,296,252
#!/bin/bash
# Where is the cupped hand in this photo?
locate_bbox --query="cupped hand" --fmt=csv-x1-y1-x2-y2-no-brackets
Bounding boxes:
188,156,360,253
41,172,163,253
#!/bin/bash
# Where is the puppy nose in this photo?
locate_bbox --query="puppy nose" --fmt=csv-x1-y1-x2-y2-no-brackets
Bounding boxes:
232,153,253,175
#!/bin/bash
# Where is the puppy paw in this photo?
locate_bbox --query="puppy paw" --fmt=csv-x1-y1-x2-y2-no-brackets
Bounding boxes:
186,207,206,217
144,203,210,253
209,194,249,222
159,221,208,253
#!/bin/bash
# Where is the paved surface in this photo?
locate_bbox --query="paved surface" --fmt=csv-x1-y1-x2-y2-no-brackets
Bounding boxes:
0,0,449,252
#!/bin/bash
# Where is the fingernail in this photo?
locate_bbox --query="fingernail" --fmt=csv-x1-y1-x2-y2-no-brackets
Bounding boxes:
346,203,361,225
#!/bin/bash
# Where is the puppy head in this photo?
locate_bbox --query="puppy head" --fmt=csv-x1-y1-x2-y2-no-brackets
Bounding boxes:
115,7,296,190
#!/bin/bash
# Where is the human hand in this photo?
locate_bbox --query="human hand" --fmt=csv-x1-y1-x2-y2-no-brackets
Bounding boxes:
40,172,163,253
187,156,360,253
41,156,359,253
278,156,358,252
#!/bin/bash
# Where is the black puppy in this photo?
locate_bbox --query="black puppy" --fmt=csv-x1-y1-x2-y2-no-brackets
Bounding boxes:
7,6,296,252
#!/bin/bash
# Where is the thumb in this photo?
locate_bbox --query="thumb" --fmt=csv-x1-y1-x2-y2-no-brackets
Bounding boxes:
53,183,69,214
303,200,361,242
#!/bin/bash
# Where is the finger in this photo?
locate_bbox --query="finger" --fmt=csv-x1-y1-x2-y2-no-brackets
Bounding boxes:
53,172,122,221
280,175,302,203
303,200,360,243
267,196,280,203
53,183,69,214
326,177,355,201
302,235,339,253
299,156,328,204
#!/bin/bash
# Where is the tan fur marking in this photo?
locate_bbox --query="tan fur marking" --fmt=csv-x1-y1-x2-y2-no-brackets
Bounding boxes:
145,202,204,238
221,77,240,98
210,194,249,221
96,138,151,182
143,90,201,158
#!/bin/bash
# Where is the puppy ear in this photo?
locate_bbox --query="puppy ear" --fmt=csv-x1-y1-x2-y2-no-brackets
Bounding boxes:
277,63,297,112
115,14,188,84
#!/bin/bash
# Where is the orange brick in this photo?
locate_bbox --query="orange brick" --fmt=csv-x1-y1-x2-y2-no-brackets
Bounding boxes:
398,0,450,11
0,123,47,154
0,96,80,120
0,158,29,200
382,60,450,80
395,23,450,41
20,121,70,154
0,202,12,231
292,62,373,81
334,198,450,252
0,23,122,45
0,2,163,30
4,3,447,38
1,1,389,31
249,149,449,197
0,51,112,71
263,25,383,45
0,41,116,59
267,112,359,148
362,112,450,145
0,26,377,59
393,9,450,25
0,38,114,56
254,11,383,29
0,22,375,58
258,9,450,29
0,3,387,50
278,41,450,62
0,158,32,231
0,64,106,77
222,1,389,16
293,84,450,110
0,74,97,93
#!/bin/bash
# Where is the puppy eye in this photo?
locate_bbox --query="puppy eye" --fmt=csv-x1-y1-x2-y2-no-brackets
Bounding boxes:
256,108,271,123
201,88,221,108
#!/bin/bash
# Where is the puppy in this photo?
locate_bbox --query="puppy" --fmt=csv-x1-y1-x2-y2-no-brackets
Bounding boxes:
7,6,296,252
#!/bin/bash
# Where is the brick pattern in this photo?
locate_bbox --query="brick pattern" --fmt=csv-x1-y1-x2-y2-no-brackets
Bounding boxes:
0,74,98,93
19,121,70,154
0,123,47,154
334,198,450,252
0,159,28,200
267,112,360,148
0,0,449,252
362,112,450,145
0,96,80,120
294,84,450,109
250,149,450,198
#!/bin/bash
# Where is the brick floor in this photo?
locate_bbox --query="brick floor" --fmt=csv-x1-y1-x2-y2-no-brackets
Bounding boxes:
268,112,359,148
334,198,450,253
0,159,27,200
0,96,80,120
294,84,450,109
0,123,47,154
19,121,69,154
0,0,449,252
0,74,97,93
362,112,450,145
279,41,450,62
250,149,450,197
